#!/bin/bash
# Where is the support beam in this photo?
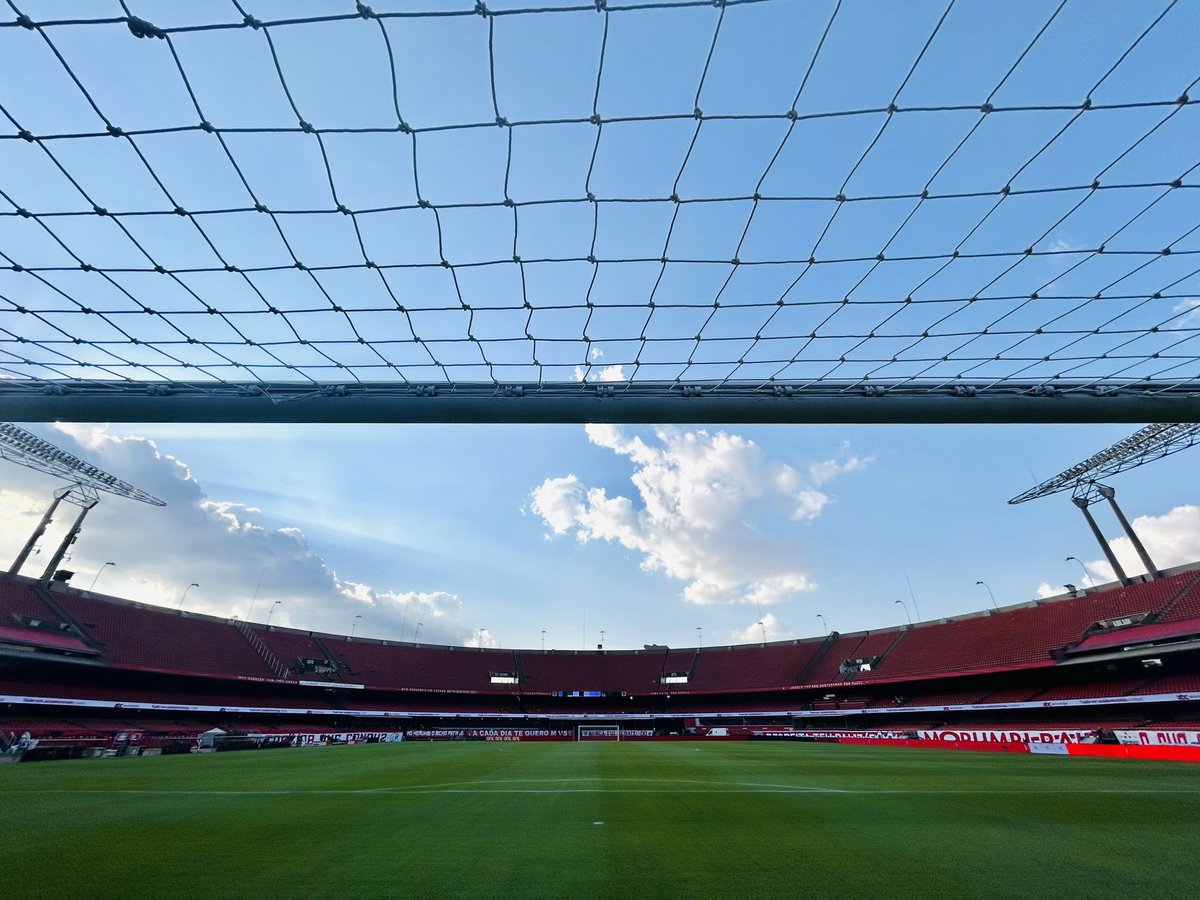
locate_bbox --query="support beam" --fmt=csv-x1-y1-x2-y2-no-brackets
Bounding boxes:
1096,484,1161,579
10,486,70,575
1072,496,1129,586
39,499,97,586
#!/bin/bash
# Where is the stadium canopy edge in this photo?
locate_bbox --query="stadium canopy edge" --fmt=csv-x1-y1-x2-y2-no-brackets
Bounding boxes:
0,381,1197,425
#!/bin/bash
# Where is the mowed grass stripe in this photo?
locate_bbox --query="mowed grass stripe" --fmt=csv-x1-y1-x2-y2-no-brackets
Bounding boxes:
4,742,1197,899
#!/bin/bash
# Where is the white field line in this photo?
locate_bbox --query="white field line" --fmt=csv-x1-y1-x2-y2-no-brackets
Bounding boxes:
3,777,1198,797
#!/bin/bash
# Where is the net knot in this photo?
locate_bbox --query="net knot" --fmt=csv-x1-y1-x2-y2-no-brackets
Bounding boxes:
126,15,166,39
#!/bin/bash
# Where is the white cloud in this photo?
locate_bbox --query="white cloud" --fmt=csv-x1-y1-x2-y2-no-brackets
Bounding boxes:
1083,504,1200,583
464,627,499,648
1172,298,1200,326
572,363,627,383
0,425,484,646
732,612,787,643
1035,581,1062,599
530,426,871,606
1046,236,1085,253
573,346,625,382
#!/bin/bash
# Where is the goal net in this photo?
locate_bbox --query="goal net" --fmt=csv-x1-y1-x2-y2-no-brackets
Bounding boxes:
577,726,620,742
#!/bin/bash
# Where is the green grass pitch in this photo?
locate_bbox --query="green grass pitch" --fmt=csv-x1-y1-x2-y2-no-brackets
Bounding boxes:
4,741,1197,899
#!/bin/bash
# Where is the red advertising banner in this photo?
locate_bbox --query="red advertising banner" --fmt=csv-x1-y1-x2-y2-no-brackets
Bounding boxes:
1066,744,1200,763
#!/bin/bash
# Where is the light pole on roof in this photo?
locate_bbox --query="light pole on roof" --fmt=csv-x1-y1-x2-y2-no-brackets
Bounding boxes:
266,600,281,627
89,561,115,592
1066,556,1096,589
894,599,913,626
816,613,828,636
178,582,199,609
975,580,998,610
351,614,362,638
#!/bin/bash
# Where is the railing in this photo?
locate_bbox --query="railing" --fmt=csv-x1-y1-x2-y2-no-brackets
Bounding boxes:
234,620,287,679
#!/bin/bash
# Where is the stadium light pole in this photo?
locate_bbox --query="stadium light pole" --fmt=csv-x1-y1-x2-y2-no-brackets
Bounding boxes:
816,613,828,636
599,629,605,648
757,621,767,644
266,600,281,627
975,580,999,610
88,561,115,592
414,622,423,642
894,599,913,626
351,614,362,638
696,626,702,648
177,582,199,609
541,630,546,652
1066,556,1096,589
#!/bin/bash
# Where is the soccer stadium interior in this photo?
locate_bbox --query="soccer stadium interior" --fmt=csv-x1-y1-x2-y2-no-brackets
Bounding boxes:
2,1,1200,893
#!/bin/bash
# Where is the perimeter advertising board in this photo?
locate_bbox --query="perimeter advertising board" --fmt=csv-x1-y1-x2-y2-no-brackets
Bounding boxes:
1113,729,1200,746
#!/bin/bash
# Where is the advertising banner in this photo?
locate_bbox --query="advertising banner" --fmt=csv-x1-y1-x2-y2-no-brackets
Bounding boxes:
917,728,1098,744
1113,729,1200,746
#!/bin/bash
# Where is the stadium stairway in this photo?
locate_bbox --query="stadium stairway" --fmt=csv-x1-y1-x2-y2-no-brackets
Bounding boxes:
234,620,287,679
311,634,351,681
866,627,910,676
31,583,101,652
797,633,837,684
1155,571,1200,622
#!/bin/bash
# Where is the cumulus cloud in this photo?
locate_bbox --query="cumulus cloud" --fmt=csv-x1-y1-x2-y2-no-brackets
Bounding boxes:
0,424,483,645
572,363,627,383
572,346,627,382
464,627,499,649
1035,581,1063,599
1082,504,1200,584
732,613,787,643
530,425,871,605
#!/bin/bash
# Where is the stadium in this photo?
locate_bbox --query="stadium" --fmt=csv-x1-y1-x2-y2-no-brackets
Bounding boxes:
2,0,1200,896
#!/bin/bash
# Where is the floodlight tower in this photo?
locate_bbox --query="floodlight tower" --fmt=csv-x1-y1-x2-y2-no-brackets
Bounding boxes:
1069,482,1160,586
0,423,165,585
1011,423,1196,584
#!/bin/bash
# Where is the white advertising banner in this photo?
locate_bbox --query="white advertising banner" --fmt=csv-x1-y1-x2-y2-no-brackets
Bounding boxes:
776,729,910,740
1113,729,1200,746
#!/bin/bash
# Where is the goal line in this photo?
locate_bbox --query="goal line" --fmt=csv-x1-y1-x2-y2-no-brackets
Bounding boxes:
576,726,620,743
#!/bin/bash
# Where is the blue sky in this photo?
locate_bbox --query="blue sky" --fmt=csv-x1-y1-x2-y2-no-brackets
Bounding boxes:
0,2,1197,648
